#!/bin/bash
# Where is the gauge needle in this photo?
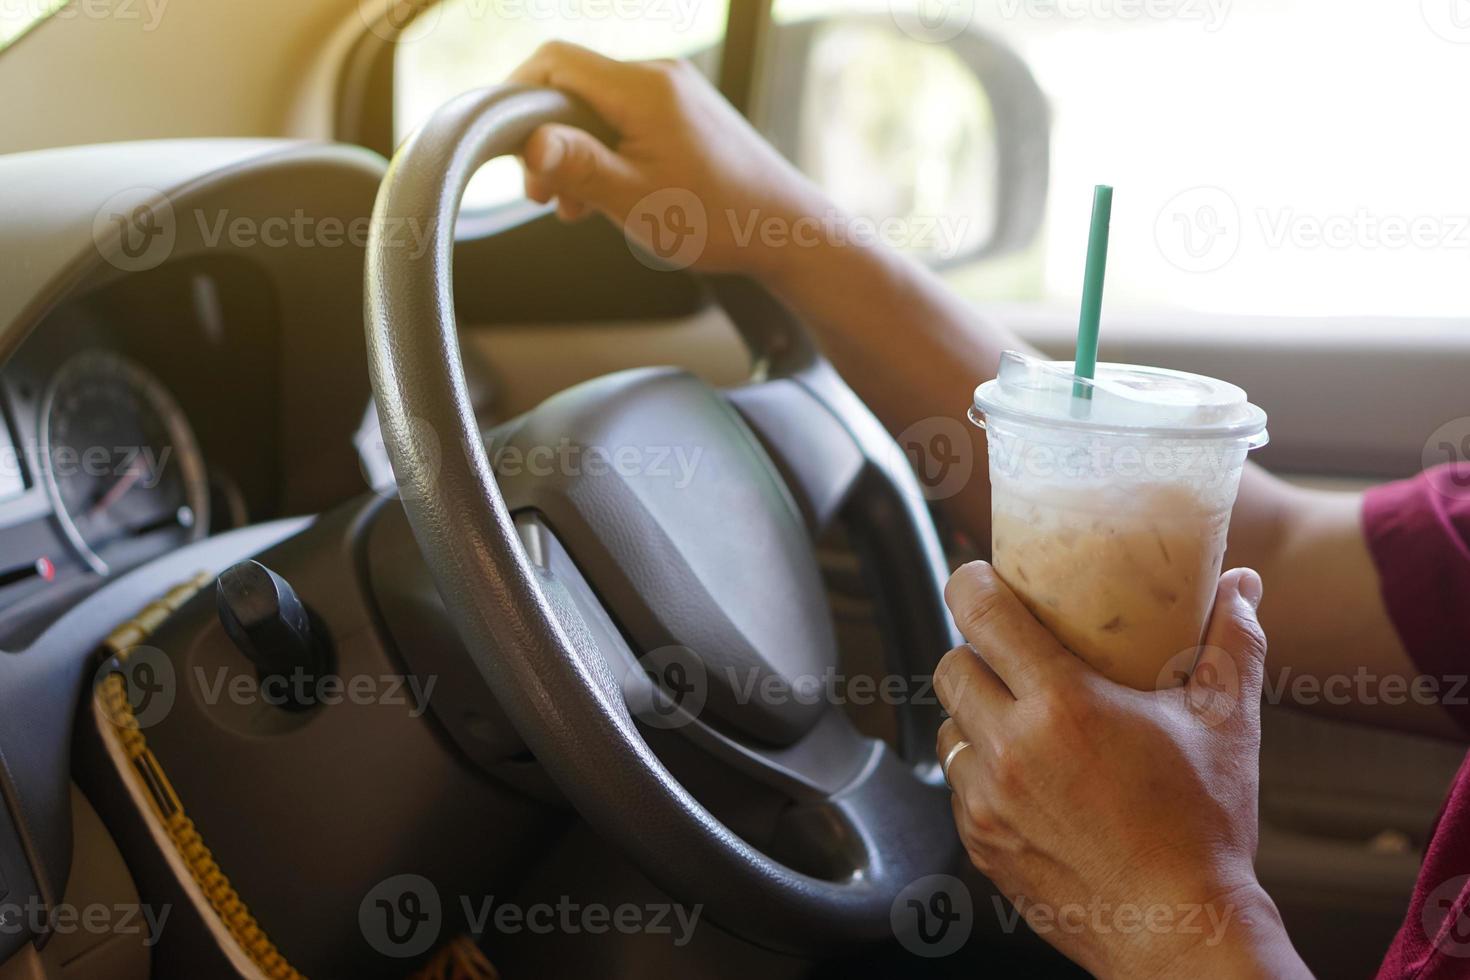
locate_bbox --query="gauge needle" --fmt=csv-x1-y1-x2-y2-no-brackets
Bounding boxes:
86,465,144,520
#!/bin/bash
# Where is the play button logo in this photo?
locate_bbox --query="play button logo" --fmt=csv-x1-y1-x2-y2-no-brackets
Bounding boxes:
890,874,973,958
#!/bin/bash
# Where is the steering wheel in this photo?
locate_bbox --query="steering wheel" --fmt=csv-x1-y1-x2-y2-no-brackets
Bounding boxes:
364,85,964,953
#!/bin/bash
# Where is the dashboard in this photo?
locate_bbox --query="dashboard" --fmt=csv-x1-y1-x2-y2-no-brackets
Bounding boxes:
0,256,283,646
0,141,387,657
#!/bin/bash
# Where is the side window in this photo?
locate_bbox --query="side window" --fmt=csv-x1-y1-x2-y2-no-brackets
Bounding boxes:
393,0,730,212
753,4,1048,276
758,1,1470,321
762,19,1000,265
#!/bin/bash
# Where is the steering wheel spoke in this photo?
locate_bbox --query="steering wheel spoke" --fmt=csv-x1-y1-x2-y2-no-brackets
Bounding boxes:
519,509,959,900
520,513,870,799
726,379,867,534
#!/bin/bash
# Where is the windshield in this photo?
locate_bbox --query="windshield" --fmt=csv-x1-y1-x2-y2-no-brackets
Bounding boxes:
0,0,67,52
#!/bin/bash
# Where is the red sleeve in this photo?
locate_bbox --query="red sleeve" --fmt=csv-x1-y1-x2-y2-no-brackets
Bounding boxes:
1362,463,1470,735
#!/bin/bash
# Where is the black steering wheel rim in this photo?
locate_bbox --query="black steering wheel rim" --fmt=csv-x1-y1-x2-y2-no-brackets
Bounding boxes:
364,84,964,953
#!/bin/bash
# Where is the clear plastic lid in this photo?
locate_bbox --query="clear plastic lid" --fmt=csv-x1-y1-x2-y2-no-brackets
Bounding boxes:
972,350,1269,444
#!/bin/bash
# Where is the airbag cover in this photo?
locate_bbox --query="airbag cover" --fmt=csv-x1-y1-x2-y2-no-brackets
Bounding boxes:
492,368,836,746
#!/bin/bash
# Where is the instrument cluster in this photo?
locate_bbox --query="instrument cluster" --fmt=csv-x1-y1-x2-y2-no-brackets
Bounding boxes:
0,255,280,646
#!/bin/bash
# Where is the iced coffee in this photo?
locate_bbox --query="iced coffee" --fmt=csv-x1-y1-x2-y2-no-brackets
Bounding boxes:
972,352,1268,691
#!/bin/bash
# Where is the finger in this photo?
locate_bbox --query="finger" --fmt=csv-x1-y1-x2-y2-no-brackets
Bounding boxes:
556,197,590,222
523,172,594,223
949,794,995,873
1189,568,1268,710
934,644,1012,736
937,718,982,792
507,40,639,131
522,168,555,205
940,724,999,872
945,562,1079,699
521,123,640,218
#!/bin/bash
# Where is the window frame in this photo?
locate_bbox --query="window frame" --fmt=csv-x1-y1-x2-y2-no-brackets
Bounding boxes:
337,0,774,159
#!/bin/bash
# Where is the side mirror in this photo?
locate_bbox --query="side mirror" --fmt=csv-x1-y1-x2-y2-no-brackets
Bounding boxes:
754,15,1049,268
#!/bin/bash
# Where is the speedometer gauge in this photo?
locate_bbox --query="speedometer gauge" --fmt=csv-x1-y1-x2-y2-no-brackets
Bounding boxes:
39,351,209,576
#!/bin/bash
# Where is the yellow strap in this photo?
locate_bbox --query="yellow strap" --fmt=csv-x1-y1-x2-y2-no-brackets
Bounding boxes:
96,572,306,980
95,573,500,980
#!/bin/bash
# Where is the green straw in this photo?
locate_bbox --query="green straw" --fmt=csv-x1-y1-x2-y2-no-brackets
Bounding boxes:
1073,184,1113,402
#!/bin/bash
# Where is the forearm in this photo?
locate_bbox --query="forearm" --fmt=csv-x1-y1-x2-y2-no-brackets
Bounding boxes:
1224,468,1457,737
756,220,1035,544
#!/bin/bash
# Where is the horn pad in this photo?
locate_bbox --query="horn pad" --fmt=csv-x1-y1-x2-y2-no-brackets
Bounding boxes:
492,368,838,746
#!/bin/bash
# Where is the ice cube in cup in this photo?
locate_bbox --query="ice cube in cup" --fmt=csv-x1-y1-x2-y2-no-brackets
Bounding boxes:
971,352,1268,691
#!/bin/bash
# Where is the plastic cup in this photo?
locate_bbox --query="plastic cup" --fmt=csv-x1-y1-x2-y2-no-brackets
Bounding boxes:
970,351,1269,690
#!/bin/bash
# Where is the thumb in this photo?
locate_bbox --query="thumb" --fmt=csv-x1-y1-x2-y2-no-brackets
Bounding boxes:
521,123,638,215
1187,568,1268,721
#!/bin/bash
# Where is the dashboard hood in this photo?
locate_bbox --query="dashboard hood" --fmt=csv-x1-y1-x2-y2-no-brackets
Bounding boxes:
0,139,386,357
